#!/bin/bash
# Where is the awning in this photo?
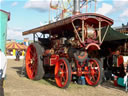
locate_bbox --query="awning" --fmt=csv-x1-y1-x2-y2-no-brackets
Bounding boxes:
101,26,128,41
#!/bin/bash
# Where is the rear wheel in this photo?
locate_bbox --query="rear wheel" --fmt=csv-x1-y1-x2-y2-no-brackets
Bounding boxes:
85,58,103,86
55,58,71,88
25,43,45,80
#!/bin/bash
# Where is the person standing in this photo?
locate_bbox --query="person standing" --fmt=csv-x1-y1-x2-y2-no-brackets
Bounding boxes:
0,49,7,96
22,50,25,56
15,50,18,61
16,50,21,61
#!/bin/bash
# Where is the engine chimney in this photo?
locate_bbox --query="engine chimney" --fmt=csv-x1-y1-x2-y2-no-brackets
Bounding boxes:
73,0,80,15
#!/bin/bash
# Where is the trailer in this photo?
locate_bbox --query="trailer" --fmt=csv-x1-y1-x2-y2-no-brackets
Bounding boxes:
22,0,113,88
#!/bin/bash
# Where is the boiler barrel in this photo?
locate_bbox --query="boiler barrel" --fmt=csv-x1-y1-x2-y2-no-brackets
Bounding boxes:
0,10,10,53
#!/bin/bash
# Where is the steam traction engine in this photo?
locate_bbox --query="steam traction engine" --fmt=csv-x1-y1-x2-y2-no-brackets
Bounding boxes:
22,0,113,88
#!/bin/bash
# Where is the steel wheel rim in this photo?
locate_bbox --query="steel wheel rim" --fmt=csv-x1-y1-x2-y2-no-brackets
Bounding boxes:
85,59,100,85
55,59,69,88
26,44,38,79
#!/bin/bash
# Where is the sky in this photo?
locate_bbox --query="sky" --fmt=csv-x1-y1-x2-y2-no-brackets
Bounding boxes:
0,0,128,40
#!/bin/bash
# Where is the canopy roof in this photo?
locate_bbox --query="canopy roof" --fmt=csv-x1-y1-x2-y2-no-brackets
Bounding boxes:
22,13,113,36
101,26,128,41
6,42,27,50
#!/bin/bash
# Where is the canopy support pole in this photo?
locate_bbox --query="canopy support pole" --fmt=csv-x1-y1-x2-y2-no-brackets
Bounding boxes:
33,33,35,42
82,20,85,42
98,21,101,43
72,22,82,43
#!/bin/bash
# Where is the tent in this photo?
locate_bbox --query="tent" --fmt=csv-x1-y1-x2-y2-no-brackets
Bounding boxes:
21,44,27,50
101,26,128,41
99,27,128,57
6,42,27,50
6,42,27,56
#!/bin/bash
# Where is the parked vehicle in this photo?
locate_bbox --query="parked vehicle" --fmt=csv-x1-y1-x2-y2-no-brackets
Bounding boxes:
22,0,113,88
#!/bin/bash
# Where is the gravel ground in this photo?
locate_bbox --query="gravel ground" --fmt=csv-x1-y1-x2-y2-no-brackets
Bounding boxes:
4,59,128,96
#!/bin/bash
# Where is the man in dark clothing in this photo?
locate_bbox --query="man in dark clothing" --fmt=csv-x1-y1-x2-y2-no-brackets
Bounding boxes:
0,78,4,96
16,50,20,61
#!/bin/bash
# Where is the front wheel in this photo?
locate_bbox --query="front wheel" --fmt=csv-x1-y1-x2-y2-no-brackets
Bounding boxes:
25,43,45,80
85,58,103,86
55,58,71,88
